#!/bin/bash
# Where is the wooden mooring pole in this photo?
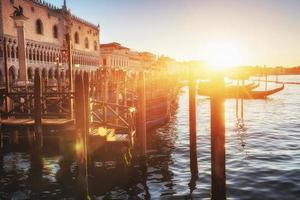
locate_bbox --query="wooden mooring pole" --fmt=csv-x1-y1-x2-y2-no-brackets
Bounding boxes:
115,70,120,126
210,73,226,200
74,73,89,199
235,80,239,119
189,66,198,177
241,80,244,120
3,38,10,115
137,71,147,158
83,72,90,162
264,65,268,91
67,33,74,119
34,70,42,148
104,69,108,123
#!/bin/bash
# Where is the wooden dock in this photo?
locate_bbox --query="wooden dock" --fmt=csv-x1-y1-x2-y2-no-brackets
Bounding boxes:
0,67,180,170
0,118,74,127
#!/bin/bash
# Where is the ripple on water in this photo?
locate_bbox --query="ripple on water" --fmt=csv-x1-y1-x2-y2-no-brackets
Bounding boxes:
1,75,300,199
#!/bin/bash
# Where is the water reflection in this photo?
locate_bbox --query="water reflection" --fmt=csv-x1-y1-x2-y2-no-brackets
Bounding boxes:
0,75,300,199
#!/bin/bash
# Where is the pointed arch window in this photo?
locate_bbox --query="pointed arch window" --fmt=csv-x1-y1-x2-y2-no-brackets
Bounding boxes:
94,41,98,51
53,25,58,38
36,19,43,35
74,32,79,44
85,38,89,49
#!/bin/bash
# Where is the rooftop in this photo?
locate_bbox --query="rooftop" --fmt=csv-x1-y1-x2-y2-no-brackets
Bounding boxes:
28,0,99,30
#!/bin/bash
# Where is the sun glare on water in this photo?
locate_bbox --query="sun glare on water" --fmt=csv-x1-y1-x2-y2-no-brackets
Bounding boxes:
203,41,244,70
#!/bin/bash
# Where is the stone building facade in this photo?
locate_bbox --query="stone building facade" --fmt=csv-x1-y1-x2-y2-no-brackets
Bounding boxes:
0,0,100,85
100,42,129,69
100,42,157,72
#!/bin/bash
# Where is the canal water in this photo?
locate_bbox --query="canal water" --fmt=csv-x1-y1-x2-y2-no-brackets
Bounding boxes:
0,75,299,199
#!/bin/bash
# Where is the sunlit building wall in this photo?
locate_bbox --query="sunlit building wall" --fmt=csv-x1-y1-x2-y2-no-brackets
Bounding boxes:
100,42,129,70
100,42,160,72
0,0,100,84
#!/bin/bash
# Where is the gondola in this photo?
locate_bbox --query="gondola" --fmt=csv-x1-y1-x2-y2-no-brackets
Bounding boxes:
198,82,260,97
198,82,284,99
236,84,285,99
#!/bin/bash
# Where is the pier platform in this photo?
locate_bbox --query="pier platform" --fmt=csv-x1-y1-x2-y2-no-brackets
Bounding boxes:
0,118,74,127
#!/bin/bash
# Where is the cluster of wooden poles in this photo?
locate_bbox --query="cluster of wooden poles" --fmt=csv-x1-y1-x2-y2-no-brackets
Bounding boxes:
189,68,226,199
73,70,147,199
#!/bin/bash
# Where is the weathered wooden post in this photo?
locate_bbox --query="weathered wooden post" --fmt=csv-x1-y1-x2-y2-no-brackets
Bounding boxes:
0,141,3,173
56,70,62,114
3,38,11,115
57,68,61,92
123,71,128,120
83,72,90,157
67,34,74,119
241,79,245,120
235,80,239,119
74,73,89,199
34,70,42,147
137,71,147,157
75,73,85,158
30,72,43,183
264,65,268,91
189,66,198,177
210,73,226,200
0,129,3,149
115,70,120,126
103,69,108,123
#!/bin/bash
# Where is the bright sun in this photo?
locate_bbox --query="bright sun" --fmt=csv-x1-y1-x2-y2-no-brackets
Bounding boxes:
203,41,244,70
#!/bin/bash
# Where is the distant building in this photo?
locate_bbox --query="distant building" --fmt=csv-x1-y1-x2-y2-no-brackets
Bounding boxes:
127,50,141,70
139,51,157,70
157,55,186,74
100,42,157,71
100,42,129,69
0,0,100,85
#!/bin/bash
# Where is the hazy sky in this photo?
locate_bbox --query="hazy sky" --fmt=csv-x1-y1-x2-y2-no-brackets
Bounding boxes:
51,0,300,67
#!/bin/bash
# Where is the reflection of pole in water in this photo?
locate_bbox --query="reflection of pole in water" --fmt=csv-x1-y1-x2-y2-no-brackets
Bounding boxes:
188,170,198,195
29,131,44,192
241,80,244,121
0,128,3,149
140,163,151,199
188,65,198,191
237,124,247,152
235,80,239,118
235,79,244,124
210,73,226,200
34,71,43,148
264,65,268,91
0,128,3,174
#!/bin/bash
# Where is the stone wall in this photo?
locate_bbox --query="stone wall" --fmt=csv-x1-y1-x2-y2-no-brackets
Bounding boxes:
2,0,64,45
0,0,100,82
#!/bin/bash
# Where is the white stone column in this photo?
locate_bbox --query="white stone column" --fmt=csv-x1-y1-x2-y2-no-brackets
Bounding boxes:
11,15,29,84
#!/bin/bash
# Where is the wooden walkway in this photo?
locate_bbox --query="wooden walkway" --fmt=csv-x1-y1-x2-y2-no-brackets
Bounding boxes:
0,118,74,127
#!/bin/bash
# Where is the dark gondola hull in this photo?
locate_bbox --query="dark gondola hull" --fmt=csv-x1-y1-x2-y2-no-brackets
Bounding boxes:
198,84,284,99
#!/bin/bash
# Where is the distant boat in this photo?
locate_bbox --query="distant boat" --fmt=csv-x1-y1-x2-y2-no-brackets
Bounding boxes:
227,82,259,91
198,82,259,97
198,82,284,99
236,84,285,99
